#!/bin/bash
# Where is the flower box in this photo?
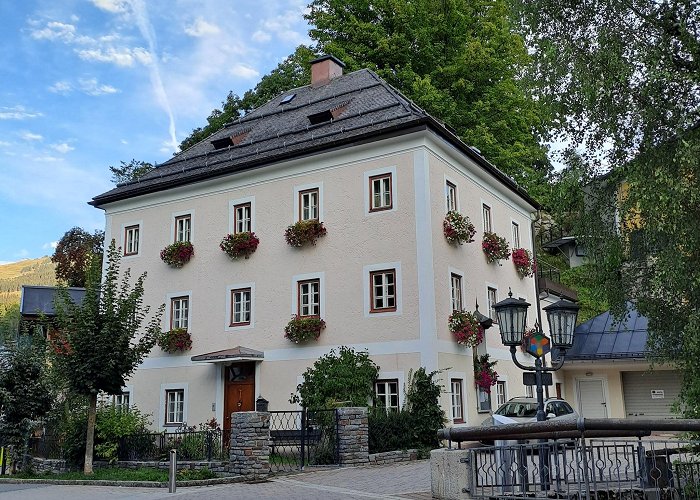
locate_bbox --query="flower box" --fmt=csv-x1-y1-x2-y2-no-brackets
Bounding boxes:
160,241,194,268
220,232,260,260
474,354,498,393
158,328,192,353
448,310,484,347
284,315,326,343
482,232,510,264
512,248,536,278
284,220,327,247
443,211,476,245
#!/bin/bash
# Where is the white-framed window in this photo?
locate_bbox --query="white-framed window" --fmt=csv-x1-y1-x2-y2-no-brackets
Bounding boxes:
175,214,191,243
234,203,251,233
451,379,464,423
487,287,498,322
369,173,392,211
511,221,520,248
124,225,139,256
477,386,492,413
482,203,492,233
165,389,185,426
230,288,252,326
451,273,463,312
446,181,457,212
299,188,319,221
115,392,130,412
370,269,396,313
496,381,507,407
375,379,399,412
170,296,189,330
298,279,320,317
526,385,534,398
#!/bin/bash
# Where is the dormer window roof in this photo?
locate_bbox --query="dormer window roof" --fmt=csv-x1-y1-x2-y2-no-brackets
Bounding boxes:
280,93,296,105
307,101,349,125
211,128,251,150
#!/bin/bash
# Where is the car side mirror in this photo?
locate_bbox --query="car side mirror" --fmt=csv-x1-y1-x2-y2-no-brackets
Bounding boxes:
546,412,556,419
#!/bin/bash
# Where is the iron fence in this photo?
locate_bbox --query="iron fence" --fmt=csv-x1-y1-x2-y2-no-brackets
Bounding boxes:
268,409,339,472
117,429,230,462
28,434,64,459
465,438,700,499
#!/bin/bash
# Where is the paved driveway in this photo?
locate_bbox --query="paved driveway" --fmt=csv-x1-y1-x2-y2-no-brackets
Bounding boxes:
0,461,431,500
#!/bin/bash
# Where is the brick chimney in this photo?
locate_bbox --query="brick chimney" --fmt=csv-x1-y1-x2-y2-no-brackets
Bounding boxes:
310,55,345,87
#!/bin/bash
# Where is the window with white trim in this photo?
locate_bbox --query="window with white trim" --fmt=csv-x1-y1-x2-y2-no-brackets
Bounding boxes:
175,215,191,242
526,385,534,398
451,379,464,422
451,273,463,312
165,389,185,425
496,381,507,406
477,386,491,413
299,188,319,221
487,287,498,323
124,225,139,256
446,181,457,212
170,296,189,330
369,173,392,211
511,222,520,248
370,269,396,312
298,279,320,317
115,392,130,412
230,288,251,326
234,203,251,233
482,204,492,233
375,379,399,412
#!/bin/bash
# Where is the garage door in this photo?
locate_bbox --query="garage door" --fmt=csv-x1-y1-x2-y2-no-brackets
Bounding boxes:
622,371,681,419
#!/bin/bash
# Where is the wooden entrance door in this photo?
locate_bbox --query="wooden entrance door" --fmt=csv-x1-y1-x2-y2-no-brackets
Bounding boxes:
224,363,255,432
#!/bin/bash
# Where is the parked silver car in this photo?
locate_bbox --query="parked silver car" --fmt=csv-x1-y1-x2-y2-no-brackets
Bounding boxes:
482,397,578,427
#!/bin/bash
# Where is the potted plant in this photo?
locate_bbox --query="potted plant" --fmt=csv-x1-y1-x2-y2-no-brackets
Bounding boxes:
448,310,484,347
512,248,535,278
284,314,326,343
220,232,260,260
160,241,194,268
284,220,327,247
481,232,510,264
474,354,498,393
443,211,476,245
157,328,192,353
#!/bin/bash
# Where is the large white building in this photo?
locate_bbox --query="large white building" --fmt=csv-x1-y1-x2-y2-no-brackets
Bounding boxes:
90,55,544,433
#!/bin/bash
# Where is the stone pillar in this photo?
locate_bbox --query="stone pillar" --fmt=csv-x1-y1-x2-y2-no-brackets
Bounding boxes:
431,446,481,500
337,407,369,466
228,411,271,478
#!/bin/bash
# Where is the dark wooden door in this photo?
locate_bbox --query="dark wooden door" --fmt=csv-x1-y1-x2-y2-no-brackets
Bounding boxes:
224,363,255,432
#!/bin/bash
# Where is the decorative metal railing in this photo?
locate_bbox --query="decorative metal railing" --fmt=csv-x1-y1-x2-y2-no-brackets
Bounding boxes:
268,409,339,472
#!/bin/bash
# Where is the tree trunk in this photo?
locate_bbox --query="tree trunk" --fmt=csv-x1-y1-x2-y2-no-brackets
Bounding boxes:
83,392,97,474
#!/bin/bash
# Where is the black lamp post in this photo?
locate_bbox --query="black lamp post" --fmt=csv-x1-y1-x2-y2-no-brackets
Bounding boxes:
493,290,579,422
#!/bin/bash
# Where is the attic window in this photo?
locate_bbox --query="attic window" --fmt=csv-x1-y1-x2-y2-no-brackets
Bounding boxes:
210,129,251,150
307,101,349,125
280,93,296,105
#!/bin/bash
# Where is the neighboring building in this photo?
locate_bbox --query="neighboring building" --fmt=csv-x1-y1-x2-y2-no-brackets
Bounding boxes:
19,285,86,334
90,55,544,431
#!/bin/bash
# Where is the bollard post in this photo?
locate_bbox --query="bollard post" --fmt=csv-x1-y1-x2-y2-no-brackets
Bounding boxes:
168,449,177,493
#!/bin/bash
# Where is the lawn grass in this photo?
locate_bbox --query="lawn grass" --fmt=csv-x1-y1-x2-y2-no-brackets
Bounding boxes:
10,467,216,482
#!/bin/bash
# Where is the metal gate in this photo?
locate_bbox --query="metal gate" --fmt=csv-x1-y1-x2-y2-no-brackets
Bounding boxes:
268,409,339,473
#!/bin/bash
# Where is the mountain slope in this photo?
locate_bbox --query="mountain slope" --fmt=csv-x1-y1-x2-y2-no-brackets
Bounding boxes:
0,257,56,312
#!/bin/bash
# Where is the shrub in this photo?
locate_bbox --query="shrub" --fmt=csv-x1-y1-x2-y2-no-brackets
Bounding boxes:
368,407,412,454
512,248,536,277
403,368,446,449
220,232,260,260
443,211,476,245
94,405,152,464
157,328,192,353
160,241,194,267
177,468,217,481
284,220,327,247
448,310,484,347
284,315,326,343
482,232,510,264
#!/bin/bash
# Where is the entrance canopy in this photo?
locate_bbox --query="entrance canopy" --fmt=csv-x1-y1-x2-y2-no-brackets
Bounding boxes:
191,346,263,363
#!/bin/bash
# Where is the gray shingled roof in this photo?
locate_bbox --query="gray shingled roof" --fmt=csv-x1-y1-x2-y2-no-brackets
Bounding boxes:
20,285,86,317
91,68,538,208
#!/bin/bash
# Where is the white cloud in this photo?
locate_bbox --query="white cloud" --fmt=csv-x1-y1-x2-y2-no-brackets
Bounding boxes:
30,21,78,42
77,46,152,67
78,78,119,95
48,81,73,94
91,0,130,14
20,132,43,141
35,156,60,162
0,106,43,120
252,30,271,43
185,17,221,37
42,241,58,250
0,141,12,148
259,10,309,45
230,64,260,79
51,143,75,154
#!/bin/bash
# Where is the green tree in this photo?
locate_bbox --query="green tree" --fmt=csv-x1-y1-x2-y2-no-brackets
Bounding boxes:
290,346,379,408
51,227,104,287
109,159,154,185
404,368,445,449
516,1,700,415
306,0,552,202
53,240,163,473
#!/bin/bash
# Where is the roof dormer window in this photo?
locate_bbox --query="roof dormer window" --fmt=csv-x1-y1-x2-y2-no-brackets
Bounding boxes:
280,93,296,105
307,101,349,125
211,129,251,150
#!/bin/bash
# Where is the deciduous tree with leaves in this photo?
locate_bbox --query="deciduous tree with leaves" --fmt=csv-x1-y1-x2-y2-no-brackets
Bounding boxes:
51,227,104,287
109,159,154,185
53,240,163,473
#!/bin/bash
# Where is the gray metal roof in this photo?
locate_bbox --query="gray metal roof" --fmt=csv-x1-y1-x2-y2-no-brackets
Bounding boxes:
565,304,649,360
20,285,85,317
90,68,539,209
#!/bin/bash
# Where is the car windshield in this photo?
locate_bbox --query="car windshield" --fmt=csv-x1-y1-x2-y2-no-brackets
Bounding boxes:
496,402,538,418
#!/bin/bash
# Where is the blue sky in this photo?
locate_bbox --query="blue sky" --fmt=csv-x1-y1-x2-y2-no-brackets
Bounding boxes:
0,0,310,264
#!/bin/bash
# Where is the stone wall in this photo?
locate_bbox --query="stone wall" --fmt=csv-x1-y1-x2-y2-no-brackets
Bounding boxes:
30,457,69,474
228,411,271,478
95,460,227,473
368,449,418,465
337,407,369,466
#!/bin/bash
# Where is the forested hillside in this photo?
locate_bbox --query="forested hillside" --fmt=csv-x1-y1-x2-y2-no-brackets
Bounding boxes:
0,257,56,313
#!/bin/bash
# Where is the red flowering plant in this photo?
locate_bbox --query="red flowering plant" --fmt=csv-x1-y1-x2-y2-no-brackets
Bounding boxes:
160,241,194,268
284,314,326,343
157,328,192,353
448,310,484,347
443,211,476,245
481,232,510,264
512,248,536,278
220,232,260,260
284,220,327,247
474,354,499,393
